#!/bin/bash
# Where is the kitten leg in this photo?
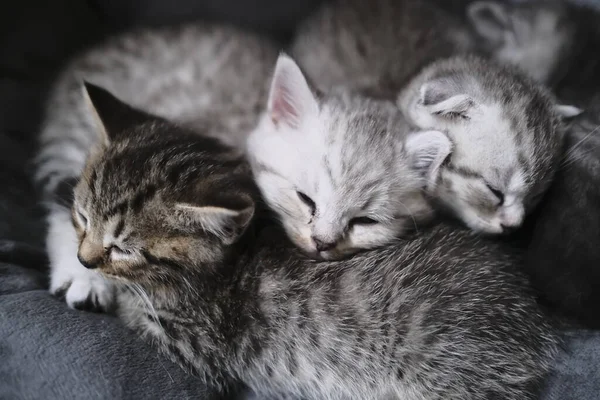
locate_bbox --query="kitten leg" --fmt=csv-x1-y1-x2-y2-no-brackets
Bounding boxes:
47,204,115,312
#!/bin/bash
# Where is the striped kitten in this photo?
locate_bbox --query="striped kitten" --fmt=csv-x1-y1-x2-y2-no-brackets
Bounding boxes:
81,81,558,400
247,55,448,260
398,56,579,234
35,23,278,311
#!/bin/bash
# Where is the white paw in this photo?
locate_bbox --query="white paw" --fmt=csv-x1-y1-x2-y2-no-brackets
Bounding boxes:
47,205,115,312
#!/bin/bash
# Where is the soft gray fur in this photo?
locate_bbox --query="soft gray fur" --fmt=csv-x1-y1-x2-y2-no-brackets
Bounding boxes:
34,23,279,311
466,0,572,85
398,56,573,234
247,55,446,260
291,0,474,97
78,83,559,400
467,0,600,107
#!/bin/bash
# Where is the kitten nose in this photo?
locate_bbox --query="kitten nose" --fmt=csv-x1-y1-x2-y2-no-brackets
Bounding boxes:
312,237,337,252
77,253,99,269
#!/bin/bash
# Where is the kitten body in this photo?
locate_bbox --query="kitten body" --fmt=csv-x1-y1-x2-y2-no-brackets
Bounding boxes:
469,2,600,328
247,55,449,260
77,84,559,400
524,97,600,329
467,0,600,107
35,23,278,310
291,0,474,97
398,56,572,234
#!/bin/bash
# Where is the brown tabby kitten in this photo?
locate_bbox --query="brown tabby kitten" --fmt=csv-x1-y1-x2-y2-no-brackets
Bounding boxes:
72,83,558,400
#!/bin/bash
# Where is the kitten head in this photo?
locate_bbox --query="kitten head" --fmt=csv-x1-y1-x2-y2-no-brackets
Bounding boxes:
398,56,580,234
72,83,257,286
466,0,572,84
247,54,440,260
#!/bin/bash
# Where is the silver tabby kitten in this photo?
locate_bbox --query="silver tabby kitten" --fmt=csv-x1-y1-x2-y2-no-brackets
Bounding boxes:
34,23,278,311
79,82,558,400
467,0,600,107
398,55,579,234
291,0,474,97
247,55,448,260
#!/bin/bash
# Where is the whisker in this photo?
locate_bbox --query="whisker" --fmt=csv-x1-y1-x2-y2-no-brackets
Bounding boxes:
561,124,600,166
127,282,162,329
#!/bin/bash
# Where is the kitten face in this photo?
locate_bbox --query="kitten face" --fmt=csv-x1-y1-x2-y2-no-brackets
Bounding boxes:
248,55,438,260
398,56,579,234
467,1,572,84
72,83,255,285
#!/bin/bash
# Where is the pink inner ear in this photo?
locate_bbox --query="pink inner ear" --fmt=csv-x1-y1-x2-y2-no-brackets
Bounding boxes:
270,80,299,127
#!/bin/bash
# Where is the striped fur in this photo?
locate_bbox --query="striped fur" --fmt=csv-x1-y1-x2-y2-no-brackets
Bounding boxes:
34,23,278,310
77,86,559,400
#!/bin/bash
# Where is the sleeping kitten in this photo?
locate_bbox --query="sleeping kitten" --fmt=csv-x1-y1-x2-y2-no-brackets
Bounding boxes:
247,55,448,260
465,0,572,85
524,96,600,329
79,81,558,400
466,0,600,107
35,23,278,311
397,55,578,234
291,0,474,97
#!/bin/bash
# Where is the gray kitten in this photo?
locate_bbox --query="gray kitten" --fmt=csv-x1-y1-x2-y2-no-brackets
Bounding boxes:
398,56,579,234
79,82,558,400
291,0,474,97
247,55,447,260
34,23,279,311
466,0,600,107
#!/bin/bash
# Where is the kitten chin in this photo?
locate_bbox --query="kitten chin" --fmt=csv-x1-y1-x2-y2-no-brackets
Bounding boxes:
247,55,441,260
398,55,576,235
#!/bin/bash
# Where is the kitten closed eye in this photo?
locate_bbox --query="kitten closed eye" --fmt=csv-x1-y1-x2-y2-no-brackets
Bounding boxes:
486,184,505,205
108,245,128,256
297,191,316,215
75,209,88,229
349,216,378,227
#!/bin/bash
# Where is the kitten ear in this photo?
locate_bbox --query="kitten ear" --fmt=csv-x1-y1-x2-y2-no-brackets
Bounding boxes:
420,80,475,118
467,1,513,47
267,54,318,129
555,105,583,119
175,200,254,245
405,130,452,187
82,81,149,146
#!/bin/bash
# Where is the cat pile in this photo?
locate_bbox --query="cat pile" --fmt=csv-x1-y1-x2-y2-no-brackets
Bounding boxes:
34,0,600,399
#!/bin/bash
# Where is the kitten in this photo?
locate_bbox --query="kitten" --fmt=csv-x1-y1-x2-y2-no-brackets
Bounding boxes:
397,55,579,234
466,0,600,107
291,0,474,97
34,23,278,311
466,0,572,85
523,96,600,329
79,81,558,400
247,55,449,260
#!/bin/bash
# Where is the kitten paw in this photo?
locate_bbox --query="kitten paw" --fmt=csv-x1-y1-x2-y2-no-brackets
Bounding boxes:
51,273,115,313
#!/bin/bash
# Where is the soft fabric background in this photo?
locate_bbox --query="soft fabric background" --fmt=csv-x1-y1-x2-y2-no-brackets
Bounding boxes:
0,0,598,399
